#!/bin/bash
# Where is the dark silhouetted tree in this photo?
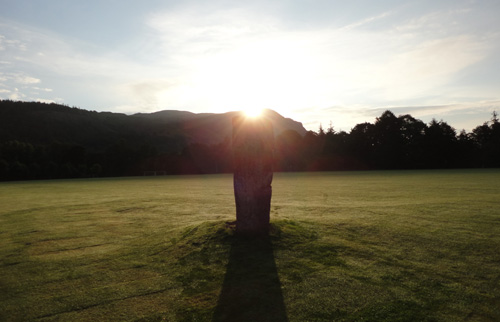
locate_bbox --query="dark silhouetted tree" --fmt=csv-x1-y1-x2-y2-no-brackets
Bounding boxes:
472,111,500,167
398,114,426,168
373,111,404,169
424,119,457,168
456,130,477,168
348,122,376,169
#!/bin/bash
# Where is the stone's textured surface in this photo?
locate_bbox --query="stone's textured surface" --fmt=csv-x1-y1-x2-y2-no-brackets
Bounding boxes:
232,116,274,236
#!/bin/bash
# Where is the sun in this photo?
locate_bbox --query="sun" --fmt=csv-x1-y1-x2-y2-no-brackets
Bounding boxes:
243,107,263,118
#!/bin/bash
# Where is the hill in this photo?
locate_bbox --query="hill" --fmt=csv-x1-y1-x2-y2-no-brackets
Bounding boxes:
0,101,307,152
132,108,306,146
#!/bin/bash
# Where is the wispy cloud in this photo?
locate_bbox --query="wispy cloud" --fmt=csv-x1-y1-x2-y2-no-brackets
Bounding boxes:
15,75,40,84
0,20,164,107
339,11,394,31
371,35,487,102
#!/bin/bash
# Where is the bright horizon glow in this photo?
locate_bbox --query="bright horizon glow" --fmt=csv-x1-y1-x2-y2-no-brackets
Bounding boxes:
243,107,263,118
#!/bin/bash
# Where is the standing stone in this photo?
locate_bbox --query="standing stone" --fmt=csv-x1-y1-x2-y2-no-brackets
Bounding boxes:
232,115,274,236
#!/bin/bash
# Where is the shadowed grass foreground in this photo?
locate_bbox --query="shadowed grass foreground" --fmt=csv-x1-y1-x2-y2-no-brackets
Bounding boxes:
1,170,500,321
213,231,288,322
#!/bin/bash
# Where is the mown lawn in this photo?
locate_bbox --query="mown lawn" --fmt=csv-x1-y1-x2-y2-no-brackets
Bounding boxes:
1,169,499,321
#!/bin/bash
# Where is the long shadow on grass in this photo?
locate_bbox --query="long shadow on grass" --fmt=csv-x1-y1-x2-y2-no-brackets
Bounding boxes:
213,235,288,322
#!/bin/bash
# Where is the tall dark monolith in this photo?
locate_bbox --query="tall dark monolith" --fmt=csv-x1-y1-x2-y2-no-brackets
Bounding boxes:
232,115,274,236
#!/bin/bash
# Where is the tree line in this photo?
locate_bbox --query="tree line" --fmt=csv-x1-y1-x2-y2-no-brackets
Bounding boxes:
1,109,499,181
274,110,499,171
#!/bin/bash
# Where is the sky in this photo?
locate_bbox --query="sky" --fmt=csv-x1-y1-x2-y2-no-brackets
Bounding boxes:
1,0,500,132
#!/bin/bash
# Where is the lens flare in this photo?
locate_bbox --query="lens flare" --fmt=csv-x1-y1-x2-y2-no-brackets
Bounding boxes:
243,107,263,118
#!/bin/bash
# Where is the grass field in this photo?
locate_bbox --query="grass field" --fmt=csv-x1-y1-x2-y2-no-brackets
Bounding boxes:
1,169,499,321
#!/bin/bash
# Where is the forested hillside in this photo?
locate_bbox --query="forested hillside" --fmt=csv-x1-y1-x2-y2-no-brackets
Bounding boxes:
1,100,499,181
0,100,305,180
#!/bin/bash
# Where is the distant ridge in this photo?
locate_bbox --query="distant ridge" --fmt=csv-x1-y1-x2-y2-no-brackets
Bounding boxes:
0,100,307,152
133,108,307,145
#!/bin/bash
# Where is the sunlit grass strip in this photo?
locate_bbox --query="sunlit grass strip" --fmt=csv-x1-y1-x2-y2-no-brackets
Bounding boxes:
0,170,499,321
